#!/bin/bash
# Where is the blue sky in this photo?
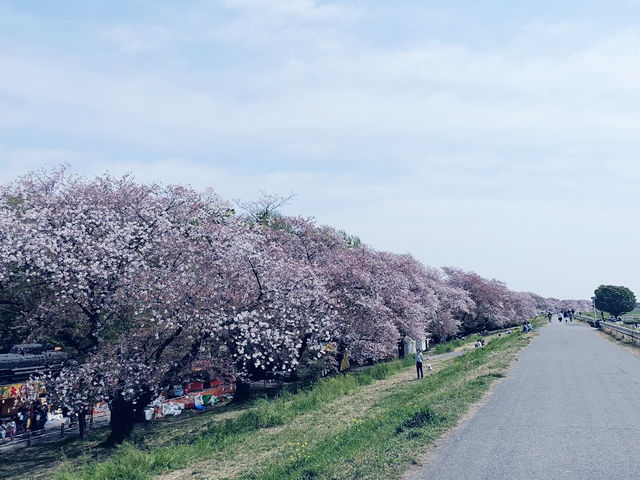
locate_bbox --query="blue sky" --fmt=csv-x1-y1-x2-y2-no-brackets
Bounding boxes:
1,0,640,300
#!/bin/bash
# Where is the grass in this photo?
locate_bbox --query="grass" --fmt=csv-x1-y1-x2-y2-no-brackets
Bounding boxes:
431,337,470,354
431,323,531,355
0,357,420,480
598,321,640,348
47,357,412,480
579,311,640,330
622,310,640,325
580,310,640,323
44,328,533,480
240,333,529,480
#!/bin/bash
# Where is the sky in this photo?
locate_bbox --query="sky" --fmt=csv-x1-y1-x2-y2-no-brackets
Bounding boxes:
1,0,639,300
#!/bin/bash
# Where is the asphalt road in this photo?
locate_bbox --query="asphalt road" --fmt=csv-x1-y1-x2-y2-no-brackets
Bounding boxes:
412,320,640,480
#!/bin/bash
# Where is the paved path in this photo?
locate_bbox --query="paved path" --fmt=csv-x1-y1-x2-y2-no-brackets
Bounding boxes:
412,321,640,480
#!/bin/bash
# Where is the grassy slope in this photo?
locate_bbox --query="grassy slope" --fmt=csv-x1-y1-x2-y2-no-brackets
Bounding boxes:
431,337,471,354
1,329,534,480
431,331,502,355
49,357,414,480
240,332,531,480
581,310,640,322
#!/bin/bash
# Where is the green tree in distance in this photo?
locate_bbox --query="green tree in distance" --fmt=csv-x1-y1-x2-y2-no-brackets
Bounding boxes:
594,285,637,319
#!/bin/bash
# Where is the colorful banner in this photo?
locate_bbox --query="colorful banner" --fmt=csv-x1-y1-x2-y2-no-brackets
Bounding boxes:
0,382,44,400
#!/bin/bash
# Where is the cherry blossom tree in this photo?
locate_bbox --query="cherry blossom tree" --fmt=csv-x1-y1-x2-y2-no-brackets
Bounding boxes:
425,267,475,341
443,267,519,332
266,216,462,360
505,291,538,323
0,170,332,441
0,170,238,439
0,168,587,443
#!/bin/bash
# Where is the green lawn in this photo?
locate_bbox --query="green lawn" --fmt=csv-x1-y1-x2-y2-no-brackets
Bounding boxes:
46,330,533,480
244,333,531,480
0,325,536,480
581,310,640,323
622,310,640,323
431,337,472,354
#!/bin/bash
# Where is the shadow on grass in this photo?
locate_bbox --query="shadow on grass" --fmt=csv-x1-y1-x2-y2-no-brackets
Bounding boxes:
0,432,115,480
0,402,249,480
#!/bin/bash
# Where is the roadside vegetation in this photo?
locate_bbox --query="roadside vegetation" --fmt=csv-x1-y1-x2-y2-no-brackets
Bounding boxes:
432,337,470,354
30,329,535,480
594,285,637,320
1,357,412,480
580,310,640,327
431,327,516,355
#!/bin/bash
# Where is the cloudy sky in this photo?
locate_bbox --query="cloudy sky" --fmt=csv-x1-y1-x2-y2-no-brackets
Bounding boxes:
1,0,639,300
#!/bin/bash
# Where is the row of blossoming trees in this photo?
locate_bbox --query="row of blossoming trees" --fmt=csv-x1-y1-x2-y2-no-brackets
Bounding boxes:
0,170,589,441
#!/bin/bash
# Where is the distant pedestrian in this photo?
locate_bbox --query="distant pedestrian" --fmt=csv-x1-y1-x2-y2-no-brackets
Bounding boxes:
416,350,424,379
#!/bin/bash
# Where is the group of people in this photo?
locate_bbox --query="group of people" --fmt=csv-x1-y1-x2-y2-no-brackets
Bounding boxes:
547,310,575,322
474,339,486,348
24,402,49,431
522,321,533,332
0,401,50,443
0,419,17,441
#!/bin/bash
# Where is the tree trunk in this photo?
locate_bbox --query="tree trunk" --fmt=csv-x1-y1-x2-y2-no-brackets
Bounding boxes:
233,380,250,402
108,395,135,444
78,411,87,440
107,390,153,444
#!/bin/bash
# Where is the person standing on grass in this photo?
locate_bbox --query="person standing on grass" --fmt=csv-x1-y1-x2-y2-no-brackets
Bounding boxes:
416,350,424,379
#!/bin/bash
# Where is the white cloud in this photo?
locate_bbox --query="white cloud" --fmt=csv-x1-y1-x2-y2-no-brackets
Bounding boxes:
104,24,175,54
222,0,347,20
1,2,640,298
6,22,640,164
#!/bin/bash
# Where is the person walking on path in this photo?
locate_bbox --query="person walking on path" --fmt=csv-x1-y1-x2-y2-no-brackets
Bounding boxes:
416,350,424,379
